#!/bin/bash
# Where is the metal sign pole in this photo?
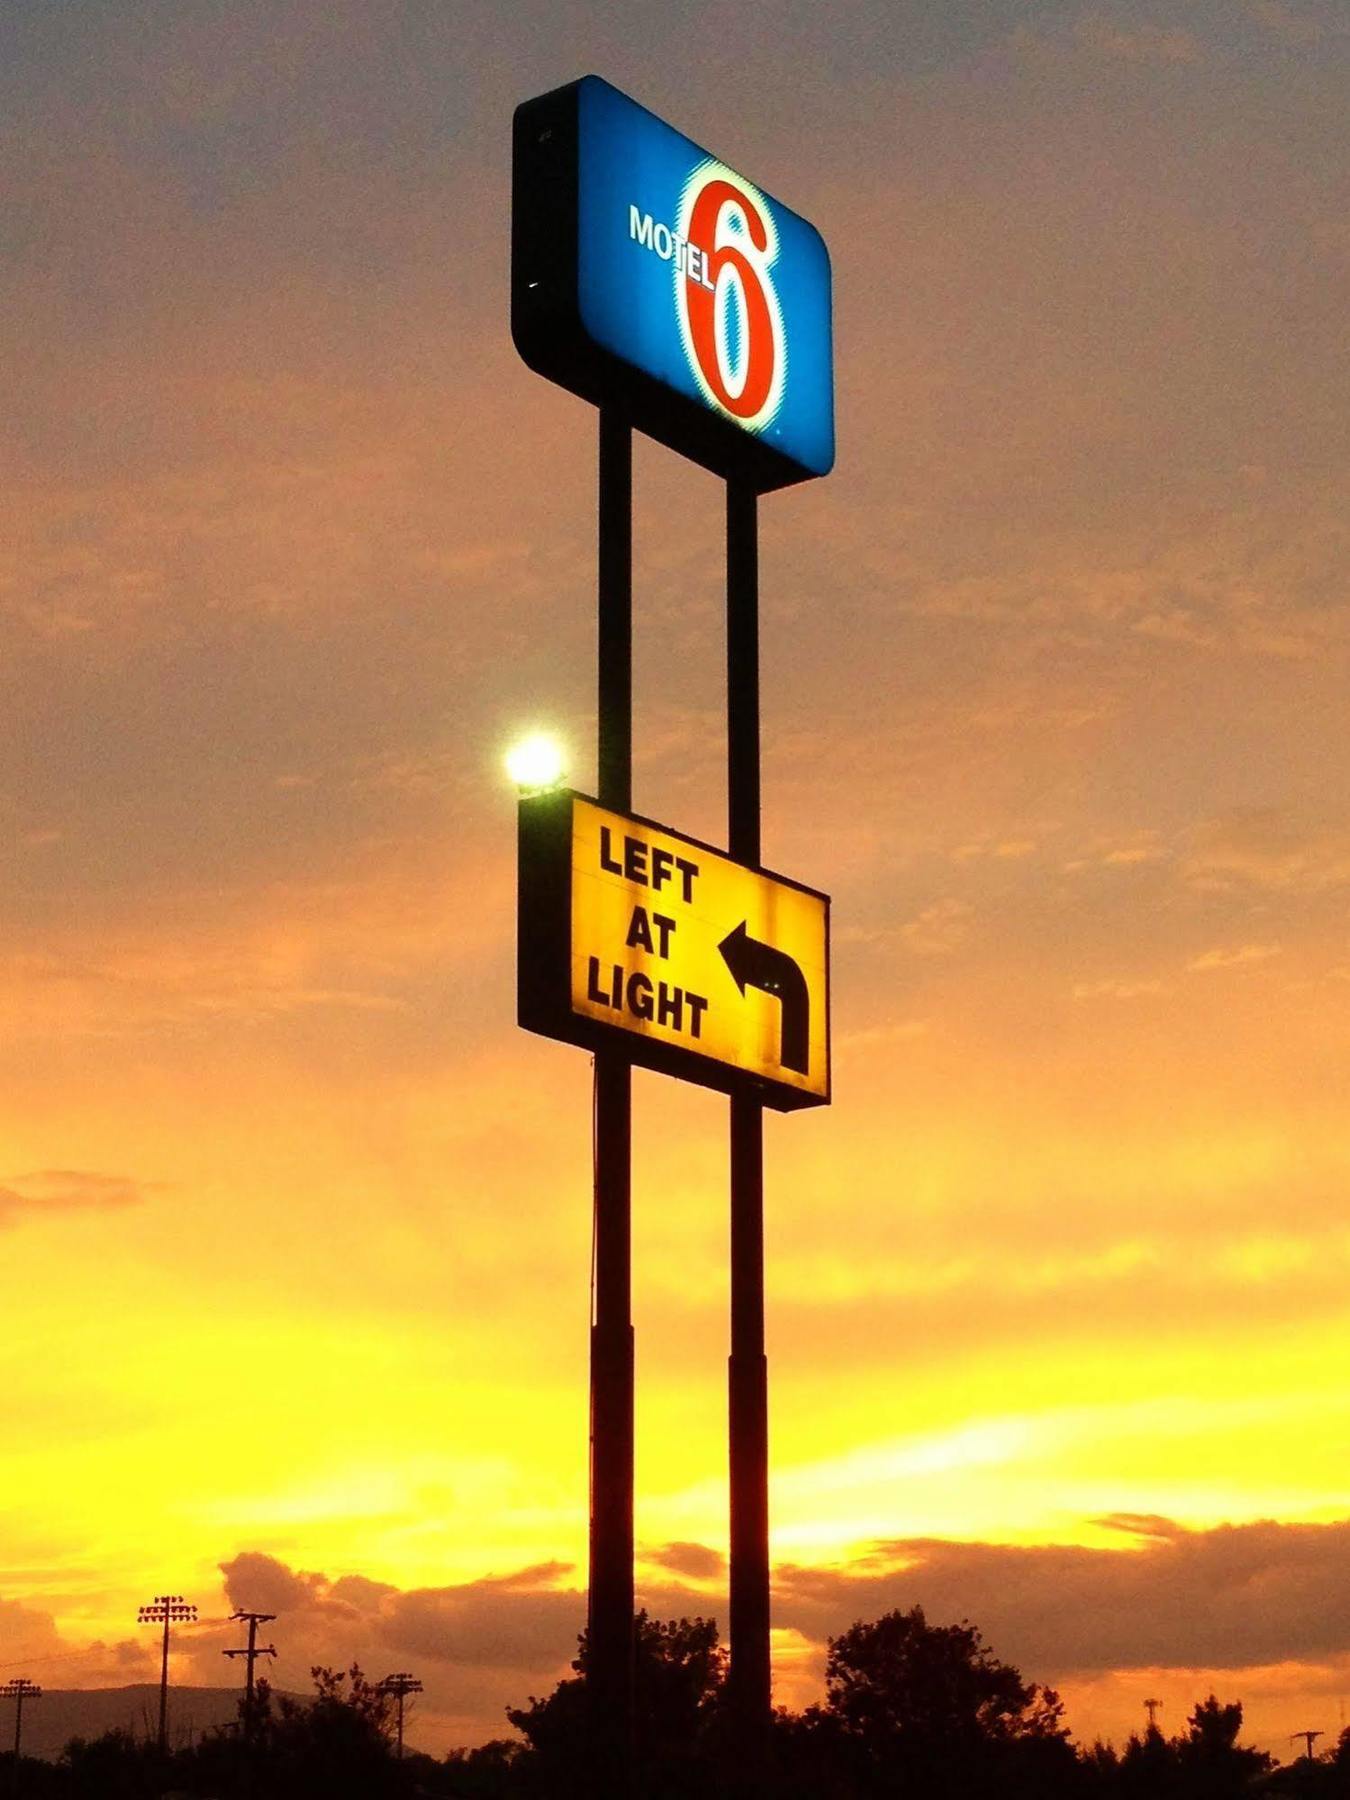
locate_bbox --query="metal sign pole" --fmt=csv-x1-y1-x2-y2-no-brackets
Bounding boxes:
726,477,771,1781
589,403,636,1793
514,74,833,1800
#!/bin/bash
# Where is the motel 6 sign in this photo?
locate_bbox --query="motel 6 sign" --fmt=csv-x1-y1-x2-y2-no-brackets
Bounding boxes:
519,793,830,1111
512,75,834,492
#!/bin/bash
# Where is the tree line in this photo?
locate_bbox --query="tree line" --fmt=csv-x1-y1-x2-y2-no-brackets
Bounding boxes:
3,1605,1348,1798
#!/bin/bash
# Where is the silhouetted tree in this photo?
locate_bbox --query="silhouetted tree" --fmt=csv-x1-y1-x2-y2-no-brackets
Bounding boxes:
40,1670,407,1800
1176,1695,1272,1798
770,1702,865,1799
435,1738,528,1796
249,1664,400,1799
1074,1737,1128,1800
57,1729,164,1800
1261,1726,1350,1798
1111,1699,1275,1800
1080,1738,1122,1778
809,1605,1081,1798
1117,1721,1185,1799
0,1748,65,1799
507,1611,727,1797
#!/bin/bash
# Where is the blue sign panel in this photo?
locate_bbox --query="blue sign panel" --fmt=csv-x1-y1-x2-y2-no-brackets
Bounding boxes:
512,77,834,489
575,79,833,479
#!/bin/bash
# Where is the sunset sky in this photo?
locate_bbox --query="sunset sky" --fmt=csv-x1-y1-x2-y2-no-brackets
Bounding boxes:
4,0,1349,1762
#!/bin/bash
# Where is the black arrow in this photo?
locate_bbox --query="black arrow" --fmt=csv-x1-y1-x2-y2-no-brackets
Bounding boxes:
718,921,810,1076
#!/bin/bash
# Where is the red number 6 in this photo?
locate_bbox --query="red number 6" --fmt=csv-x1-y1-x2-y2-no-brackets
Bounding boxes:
682,176,782,425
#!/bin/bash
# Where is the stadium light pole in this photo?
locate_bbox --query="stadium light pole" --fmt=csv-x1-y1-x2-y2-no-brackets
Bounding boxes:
137,1594,197,1753
3,1679,42,1773
376,1672,423,1760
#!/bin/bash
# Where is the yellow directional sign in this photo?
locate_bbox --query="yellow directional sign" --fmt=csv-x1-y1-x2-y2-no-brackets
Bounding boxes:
518,791,830,1110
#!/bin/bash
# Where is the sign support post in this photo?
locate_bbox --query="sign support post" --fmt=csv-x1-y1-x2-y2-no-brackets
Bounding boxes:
513,72,835,1798
726,479,771,1781
589,404,636,1791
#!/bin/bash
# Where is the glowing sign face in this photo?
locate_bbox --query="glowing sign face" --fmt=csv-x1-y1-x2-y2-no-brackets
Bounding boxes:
518,792,830,1111
674,166,787,432
512,77,834,491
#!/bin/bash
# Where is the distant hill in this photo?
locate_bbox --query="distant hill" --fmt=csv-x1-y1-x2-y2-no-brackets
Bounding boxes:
17,1685,299,1762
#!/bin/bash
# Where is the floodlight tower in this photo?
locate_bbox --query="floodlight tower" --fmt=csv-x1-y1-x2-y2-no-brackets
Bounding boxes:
137,1593,197,1753
3,1678,42,1764
377,1672,423,1760
1144,1698,1163,1732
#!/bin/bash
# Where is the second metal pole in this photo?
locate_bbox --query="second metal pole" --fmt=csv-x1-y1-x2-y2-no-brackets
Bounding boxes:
590,405,635,1794
726,478,771,1779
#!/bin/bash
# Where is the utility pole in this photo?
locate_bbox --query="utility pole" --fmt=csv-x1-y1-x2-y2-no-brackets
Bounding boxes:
1144,1698,1163,1733
377,1672,423,1760
3,1679,41,1783
1291,1730,1323,1761
223,1611,276,1733
224,1612,276,1800
137,1593,197,1753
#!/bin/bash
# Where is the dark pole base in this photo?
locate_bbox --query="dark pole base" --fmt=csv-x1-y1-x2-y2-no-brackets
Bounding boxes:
589,1056,635,1797
727,1090,771,1793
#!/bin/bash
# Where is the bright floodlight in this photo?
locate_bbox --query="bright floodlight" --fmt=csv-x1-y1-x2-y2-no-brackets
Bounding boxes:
505,731,567,793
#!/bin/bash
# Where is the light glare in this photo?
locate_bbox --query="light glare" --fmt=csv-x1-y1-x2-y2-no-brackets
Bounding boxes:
505,731,567,792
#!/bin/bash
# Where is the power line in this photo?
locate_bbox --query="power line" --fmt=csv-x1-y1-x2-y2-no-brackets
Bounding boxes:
0,1616,232,1677
136,1593,197,1754
0,1650,93,1673
376,1671,423,1760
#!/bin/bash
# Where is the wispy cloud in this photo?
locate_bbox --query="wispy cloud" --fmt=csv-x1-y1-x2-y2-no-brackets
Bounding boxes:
1184,813,1350,895
640,1541,726,1581
1187,943,1283,972
0,1170,149,1227
900,899,974,957
1243,0,1327,45
1072,12,1203,65
1073,978,1168,1000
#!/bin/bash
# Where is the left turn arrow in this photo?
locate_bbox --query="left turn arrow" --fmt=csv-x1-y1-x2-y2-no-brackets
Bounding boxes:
717,920,810,1076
